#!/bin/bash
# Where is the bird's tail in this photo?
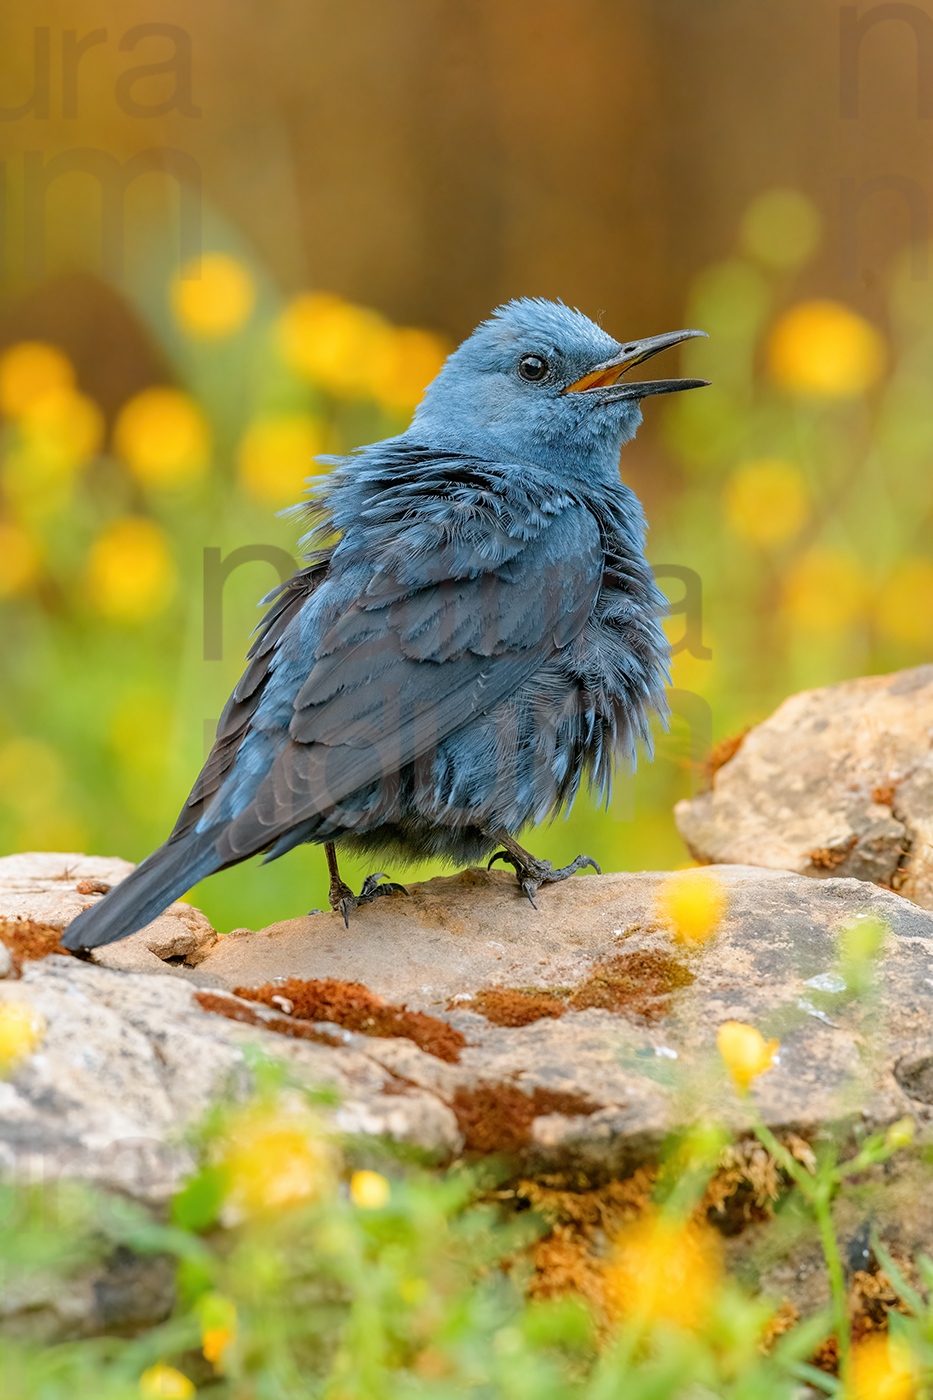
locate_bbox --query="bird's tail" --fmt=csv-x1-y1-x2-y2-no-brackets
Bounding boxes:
62,832,221,951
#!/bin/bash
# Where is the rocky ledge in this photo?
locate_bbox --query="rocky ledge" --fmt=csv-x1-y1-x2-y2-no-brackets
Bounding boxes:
675,664,933,908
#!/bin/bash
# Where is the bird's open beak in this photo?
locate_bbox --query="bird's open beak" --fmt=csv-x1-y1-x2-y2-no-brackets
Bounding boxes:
564,328,709,400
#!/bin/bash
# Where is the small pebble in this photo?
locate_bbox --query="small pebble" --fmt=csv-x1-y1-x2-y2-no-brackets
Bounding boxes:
270,995,294,1015
0,943,11,978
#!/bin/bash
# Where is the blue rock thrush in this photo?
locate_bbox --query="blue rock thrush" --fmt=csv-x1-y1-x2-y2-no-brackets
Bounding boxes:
63,298,707,950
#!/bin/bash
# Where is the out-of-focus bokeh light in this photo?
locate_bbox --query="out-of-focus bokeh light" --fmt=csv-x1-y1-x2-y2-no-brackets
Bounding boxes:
782,546,867,632
19,387,104,470
0,522,41,597
724,459,809,547
368,326,450,410
740,188,821,270
716,1021,779,1094
237,413,323,505
0,1001,46,1075
849,1334,917,1400
86,517,177,622
138,1364,195,1399
114,387,210,489
603,1211,723,1331
768,300,886,397
657,868,726,944
171,253,256,339
277,293,448,409
219,1102,337,1219
875,558,933,647
349,1169,391,1209
277,292,393,396
0,341,74,419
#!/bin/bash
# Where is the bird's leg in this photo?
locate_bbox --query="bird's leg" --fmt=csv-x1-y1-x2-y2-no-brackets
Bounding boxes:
323,842,408,928
484,830,600,909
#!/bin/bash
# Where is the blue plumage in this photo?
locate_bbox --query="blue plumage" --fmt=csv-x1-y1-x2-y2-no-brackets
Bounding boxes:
64,299,707,949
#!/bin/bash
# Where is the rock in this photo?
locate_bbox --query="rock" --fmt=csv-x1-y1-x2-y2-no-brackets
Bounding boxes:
675,665,933,908
0,851,218,975
4,854,933,1338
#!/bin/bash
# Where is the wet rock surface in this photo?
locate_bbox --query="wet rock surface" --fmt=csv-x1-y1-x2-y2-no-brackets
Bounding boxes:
675,665,933,908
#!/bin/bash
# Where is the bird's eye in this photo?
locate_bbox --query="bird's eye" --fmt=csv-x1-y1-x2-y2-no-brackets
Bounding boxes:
518,353,549,382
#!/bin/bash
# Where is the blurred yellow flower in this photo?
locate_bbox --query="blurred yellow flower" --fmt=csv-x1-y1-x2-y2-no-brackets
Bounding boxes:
172,253,256,339
237,414,324,505
86,517,176,622
114,387,210,489
220,1101,337,1219
603,1211,722,1331
768,300,886,397
276,292,393,396
350,1169,391,1209
849,1334,916,1400
875,558,933,647
0,341,74,419
724,459,808,547
885,1116,915,1152
368,327,449,411
0,1001,46,1074
19,387,104,470
740,189,821,271
717,1021,778,1093
658,868,726,945
138,1364,195,1398
0,521,41,597
199,1292,237,1370
782,547,866,633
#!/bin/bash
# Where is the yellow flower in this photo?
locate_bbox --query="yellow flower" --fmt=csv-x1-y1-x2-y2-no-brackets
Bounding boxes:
349,1169,391,1209
740,188,821,271
0,1002,46,1074
19,387,104,470
768,300,885,397
782,547,866,633
86,517,176,622
849,1334,916,1400
885,1117,915,1152
0,522,41,597
0,341,74,418
236,414,324,505
367,327,449,412
717,1021,778,1094
138,1364,195,1398
603,1211,722,1331
220,1102,337,1219
199,1292,237,1370
276,292,393,396
875,558,933,648
114,388,210,489
658,869,726,945
172,253,256,339
724,459,808,547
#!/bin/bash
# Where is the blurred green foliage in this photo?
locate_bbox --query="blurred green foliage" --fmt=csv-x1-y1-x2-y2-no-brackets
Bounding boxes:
1,189,932,930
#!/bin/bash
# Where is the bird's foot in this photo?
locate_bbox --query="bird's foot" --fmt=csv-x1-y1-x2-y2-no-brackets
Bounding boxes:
328,872,408,928
487,846,600,908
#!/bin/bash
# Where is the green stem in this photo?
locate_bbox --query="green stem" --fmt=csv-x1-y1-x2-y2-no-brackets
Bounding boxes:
814,1185,850,1383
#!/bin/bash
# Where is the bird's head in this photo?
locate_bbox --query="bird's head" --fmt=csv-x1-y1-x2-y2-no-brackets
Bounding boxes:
412,297,708,480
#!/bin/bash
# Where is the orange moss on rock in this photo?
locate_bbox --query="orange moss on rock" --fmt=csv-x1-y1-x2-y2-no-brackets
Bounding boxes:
567,950,693,1021
452,1082,599,1154
465,985,567,1027
232,976,465,1063
194,991,341,1046
707,728,750,783
0,918,67,971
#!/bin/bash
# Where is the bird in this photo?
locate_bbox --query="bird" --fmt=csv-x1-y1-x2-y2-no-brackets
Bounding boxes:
63,298,708,951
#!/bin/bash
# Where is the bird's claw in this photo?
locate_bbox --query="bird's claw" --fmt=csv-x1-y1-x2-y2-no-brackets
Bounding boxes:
330,873,408,927
487,849,600,907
